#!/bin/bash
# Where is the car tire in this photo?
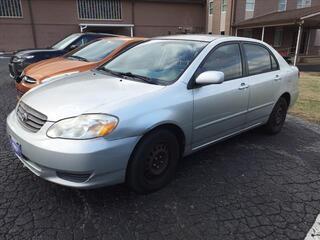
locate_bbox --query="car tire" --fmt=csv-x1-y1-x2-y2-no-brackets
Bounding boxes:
264,97,288,135
126,129,180,194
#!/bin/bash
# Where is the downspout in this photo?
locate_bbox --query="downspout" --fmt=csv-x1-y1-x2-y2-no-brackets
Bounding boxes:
131,0,135,36
27,0,37,47
230,0,236,35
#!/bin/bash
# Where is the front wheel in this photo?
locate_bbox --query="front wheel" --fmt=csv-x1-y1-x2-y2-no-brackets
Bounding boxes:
126,129,180,194
264,97,288,134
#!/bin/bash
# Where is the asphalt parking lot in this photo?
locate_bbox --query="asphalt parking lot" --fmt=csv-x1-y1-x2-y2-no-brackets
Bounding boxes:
0,58,320,240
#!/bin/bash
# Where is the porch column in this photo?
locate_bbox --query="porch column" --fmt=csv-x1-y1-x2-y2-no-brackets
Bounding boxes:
235,28,238,36
130,26,134,37
261,26,265,41
294,23,303,66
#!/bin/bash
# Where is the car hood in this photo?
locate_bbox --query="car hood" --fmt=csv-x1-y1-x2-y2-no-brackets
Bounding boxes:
15,48,63,58
21,71,165,121
25,57,94,81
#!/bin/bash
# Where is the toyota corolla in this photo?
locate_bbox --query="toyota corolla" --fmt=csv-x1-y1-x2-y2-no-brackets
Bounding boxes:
7,35,299,193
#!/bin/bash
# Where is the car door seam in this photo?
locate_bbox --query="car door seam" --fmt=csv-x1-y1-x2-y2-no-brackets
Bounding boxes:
194,109,248,130
247,102,274,113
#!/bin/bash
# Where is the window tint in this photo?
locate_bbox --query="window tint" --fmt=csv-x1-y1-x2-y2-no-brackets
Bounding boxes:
103,40,207,83
199,44,242,81
243,44,272,75
51,33,81,50
71,35,94,48
68,39,125,62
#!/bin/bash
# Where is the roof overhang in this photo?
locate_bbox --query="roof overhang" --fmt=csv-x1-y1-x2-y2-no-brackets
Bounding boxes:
79,23,134,28
235,6,320,29
79,23,135,36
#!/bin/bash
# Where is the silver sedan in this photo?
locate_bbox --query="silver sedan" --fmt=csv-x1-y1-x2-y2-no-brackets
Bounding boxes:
7,35,299,193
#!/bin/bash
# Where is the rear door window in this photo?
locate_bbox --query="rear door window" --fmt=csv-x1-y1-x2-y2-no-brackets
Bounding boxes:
243,43,275,75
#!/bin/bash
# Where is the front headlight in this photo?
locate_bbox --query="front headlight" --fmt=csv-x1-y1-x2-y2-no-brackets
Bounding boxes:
47,114,118,139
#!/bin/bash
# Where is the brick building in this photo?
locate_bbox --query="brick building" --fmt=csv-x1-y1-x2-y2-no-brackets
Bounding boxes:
206,0,320,64
0,0,205,51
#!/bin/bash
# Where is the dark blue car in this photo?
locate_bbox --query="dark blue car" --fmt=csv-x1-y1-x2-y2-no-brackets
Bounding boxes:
9,32,116,81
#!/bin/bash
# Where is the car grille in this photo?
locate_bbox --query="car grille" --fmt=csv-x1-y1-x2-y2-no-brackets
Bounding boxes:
16,101,47,132
22,75,37,84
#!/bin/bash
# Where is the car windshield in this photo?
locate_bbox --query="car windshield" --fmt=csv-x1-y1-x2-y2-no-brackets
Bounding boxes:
52,33,81,50
101,40,207,84
67,39,125,62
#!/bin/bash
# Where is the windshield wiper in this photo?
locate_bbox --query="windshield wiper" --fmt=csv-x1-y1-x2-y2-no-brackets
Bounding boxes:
120,72,158,85
97,68,124,78
98,69,158,85
68,55,88,62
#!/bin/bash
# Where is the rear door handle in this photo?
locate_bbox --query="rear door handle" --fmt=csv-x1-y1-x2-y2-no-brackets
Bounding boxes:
238,83,249,90
274,75,281,81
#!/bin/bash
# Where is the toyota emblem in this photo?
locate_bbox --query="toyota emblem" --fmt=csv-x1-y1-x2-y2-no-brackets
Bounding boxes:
22,112,29,122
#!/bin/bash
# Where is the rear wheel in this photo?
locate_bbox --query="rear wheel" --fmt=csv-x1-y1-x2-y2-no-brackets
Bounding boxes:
264,97,288,134
126,129,180,194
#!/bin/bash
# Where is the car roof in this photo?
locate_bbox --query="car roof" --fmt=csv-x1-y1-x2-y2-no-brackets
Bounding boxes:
98,36,147,42
153,34,262,43
154,34,226,42
81,32,120,37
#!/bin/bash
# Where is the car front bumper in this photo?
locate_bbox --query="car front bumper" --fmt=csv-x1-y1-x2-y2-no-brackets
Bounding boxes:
6,111,140,189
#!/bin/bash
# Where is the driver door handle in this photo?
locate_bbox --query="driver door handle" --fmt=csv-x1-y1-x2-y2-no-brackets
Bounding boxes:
238,83,249,90
274,75,281,81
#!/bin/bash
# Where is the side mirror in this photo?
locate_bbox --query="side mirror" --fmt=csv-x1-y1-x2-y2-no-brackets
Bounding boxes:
195,71,224,85
68,44,78,51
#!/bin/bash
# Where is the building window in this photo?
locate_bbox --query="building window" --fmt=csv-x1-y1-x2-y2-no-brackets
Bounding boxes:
274,28,283,47
77,0,122,20
245,0,255,19
221,0,227,13
297,0,311,8
278,0,287,11
209,0,213,15
0,0,22,18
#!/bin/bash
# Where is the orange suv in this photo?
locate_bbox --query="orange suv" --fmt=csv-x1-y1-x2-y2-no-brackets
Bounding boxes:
16,37,145,96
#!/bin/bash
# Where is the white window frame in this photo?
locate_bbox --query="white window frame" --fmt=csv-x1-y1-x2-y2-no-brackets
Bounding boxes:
209,0,213,15
297,0,312,9
221,0,227,13
77,0,122,20
278,0,287,11
0,0,23,18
